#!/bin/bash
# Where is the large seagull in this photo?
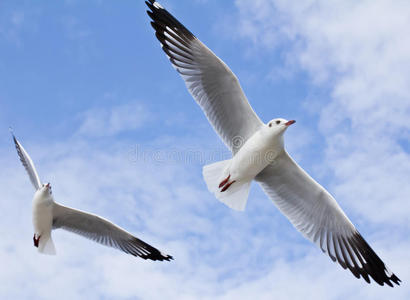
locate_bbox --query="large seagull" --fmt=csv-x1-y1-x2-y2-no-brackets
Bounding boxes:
145,0,400,285
12,132,173,261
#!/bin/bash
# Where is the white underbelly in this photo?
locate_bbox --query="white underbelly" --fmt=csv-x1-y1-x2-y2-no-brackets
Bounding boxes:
228,133,283,182
32,201,54,235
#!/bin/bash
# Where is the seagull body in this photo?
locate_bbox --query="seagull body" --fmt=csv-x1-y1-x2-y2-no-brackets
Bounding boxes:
226,119,288,182
204,118,295,210
32,185,55,253
146,0,401,285
12,133,172,261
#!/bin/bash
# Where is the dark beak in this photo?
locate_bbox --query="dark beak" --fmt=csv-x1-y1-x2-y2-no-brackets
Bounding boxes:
285,120,296,126
45,183,50,188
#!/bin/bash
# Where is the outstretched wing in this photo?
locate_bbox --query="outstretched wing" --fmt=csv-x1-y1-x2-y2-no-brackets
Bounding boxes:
52,203,173,261
146,0,263,152
256,151,400,286
12,134,42,190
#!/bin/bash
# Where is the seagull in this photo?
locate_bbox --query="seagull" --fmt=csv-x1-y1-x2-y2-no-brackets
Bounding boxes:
145,0,400,285
12,131,173,261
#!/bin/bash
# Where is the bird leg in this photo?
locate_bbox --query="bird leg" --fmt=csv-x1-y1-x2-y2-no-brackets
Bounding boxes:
219,174,236,192
219,174,231,188
33,234,40,248
221,180,236,192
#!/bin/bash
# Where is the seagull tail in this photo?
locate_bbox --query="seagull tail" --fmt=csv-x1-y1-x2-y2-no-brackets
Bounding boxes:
203,160,251,211
38,233,56,255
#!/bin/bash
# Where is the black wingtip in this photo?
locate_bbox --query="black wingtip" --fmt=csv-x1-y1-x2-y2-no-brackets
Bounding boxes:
350,232,401,287
145,0,196,41
390,273,401,286
151,249,174,261
131,236,174,262
142,250,174,262
10,129,19,147
163,254,174,261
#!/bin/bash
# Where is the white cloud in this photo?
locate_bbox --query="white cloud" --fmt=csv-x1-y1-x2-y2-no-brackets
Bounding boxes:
77,101,151,137
2,118,407,299
234,0,410,223
229,0,410,296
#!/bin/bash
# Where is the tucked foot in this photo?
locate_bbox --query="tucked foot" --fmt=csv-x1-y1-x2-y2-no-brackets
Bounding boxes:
33,234,40,248
219,174,231,188
221,180,236,192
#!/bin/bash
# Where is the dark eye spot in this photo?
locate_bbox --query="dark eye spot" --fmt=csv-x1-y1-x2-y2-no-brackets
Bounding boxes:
276,120,281,125
268,123,272,127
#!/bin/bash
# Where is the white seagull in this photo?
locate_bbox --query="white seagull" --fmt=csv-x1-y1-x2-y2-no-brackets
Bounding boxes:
145,0,400,285
12,132,173,261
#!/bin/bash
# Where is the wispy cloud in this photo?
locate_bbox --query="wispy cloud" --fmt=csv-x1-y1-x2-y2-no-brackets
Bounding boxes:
229,0,410,296
76,101,151,137
234,0,410,224
2,103,408,299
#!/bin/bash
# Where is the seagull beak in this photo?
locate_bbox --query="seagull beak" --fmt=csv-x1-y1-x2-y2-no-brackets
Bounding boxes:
285,120,296,126
45,183,50,188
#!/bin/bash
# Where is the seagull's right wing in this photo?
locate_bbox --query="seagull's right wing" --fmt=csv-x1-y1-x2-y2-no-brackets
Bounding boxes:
255,151,400,286
146,1,263,153
12,134,42,190
52,203,173,261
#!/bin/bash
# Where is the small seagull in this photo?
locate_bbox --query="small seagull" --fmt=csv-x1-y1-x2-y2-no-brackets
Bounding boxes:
145,0,400,285
12,131,172,261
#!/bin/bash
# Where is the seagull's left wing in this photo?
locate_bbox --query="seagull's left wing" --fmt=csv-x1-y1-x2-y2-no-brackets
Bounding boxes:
146,0,263,153
256,151,400,286
52,203,173,261
12,134,42,190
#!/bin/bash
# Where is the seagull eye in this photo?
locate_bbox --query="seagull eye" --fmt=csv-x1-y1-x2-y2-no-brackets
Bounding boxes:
276,120,281,125
268,123,272,127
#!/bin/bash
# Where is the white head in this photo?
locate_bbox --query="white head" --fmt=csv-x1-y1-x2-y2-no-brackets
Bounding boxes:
259,118,295,147
38,182,53,198
265,118,296,135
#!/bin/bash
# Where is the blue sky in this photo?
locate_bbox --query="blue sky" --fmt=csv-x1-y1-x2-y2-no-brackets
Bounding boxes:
1,0,409,299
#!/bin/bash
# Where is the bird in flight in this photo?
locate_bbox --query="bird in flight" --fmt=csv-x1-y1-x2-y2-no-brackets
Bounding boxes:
145,0,400,285
12,131,173,261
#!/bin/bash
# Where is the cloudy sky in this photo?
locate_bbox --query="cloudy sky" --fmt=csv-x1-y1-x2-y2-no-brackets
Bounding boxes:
1,0,409,299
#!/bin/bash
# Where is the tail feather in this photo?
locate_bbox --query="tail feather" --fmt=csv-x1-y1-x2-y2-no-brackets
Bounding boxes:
203,160,229,192
38,234,56,255
203,160,251,211
219,181,251,211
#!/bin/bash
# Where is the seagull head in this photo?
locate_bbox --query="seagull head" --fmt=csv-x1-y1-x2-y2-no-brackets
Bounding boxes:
266,118,296,133
261,118,296,144
40,182,52,196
